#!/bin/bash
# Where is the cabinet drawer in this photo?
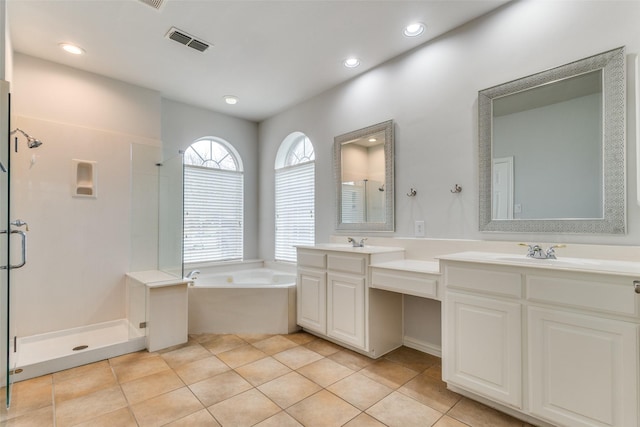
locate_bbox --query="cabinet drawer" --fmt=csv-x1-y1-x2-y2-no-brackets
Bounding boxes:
446,265,521,298
297,250,326,269
371,269,438,299
526,275,638,317
327,253,367,275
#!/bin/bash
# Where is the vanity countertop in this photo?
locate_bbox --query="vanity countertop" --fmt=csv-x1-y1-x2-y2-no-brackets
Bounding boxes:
296,243,405,255
370,259,440,275
438,251,640,277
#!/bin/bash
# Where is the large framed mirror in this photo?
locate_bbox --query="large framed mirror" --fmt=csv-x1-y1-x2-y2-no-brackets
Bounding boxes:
479,47,625,234
335,120,394,231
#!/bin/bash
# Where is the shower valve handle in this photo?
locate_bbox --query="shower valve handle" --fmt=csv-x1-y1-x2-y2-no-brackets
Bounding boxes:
11,219,28,231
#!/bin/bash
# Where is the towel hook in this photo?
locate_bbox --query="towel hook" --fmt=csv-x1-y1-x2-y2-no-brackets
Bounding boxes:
450,184,462,194
407,188,417,197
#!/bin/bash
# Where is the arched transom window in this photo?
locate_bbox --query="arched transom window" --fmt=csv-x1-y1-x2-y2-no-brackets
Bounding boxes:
183,137,243,263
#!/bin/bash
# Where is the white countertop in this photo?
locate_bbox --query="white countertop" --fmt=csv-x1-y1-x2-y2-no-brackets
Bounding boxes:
126,270,192,288
438,251,640,277
296,243,405,255
370,259,440,275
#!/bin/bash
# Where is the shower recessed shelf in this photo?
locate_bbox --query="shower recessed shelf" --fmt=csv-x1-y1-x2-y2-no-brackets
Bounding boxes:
72,159,97,198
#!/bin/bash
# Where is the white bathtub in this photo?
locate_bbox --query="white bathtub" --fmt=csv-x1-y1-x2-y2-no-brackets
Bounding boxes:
188,268,299,335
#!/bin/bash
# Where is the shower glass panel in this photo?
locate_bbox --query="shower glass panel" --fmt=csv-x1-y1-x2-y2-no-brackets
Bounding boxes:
1,80,12,407
158,153,183,278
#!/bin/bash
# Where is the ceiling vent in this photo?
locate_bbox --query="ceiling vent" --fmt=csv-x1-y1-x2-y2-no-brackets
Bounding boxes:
138,0,166,11
165,27,211,53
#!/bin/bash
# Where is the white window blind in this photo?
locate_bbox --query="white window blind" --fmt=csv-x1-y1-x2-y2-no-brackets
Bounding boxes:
275,161,314,262
184,165,243,263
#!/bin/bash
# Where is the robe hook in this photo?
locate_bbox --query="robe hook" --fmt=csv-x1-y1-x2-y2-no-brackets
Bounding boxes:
450,184,462,194
407,188,417,197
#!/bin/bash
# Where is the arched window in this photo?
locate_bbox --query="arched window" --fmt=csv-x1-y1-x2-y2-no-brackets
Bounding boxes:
183,138,243,263
275,132,315,262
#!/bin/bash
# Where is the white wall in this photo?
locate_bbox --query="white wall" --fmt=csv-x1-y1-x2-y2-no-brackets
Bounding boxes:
11,53,162,336
161,99,259,260
258,0,640,262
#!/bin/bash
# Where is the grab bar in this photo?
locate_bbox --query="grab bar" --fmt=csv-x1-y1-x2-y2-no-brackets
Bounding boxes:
0,229,27,270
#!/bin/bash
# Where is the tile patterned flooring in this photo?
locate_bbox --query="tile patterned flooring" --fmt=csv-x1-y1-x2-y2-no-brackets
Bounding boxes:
0,332,537,427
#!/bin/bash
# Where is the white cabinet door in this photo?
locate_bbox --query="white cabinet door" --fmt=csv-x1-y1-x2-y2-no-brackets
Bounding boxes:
327,273,365,349
444,292,522,408
297,268,326,334
528,307,639,427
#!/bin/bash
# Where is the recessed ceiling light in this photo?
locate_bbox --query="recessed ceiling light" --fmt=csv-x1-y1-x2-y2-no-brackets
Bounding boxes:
368,138,377,142
224,95,238,105
59,43,85,55
344,57,360,68
403,22,425,37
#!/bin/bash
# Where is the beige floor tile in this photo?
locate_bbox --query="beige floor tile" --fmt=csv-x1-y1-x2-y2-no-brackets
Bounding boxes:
73,407,137,427
53,360,110,383
304,338,342,356
235,356,291,386
120,369,184,404
0,404,53,427
297,358,354,387
258,372,322,409
189,333,219,344
216,344,267,368
398,371,461,413
55,385,128,427
109,350,158,367
0,377,52,422
200,334,246,354
164,408,220,426
53,362,117,403
327,372,393,411
252,335,300,355
328,349,375,371
447,397,525,427
208,388,280,427
273,346,324,370
343,412,387,427
366,391,443,427
361,359,419,389
286,390,360,427
425,363,443,381
111,354,171,384
130,387,203,427
161,343,212,369
284,331,316,345
433,415,471,427
189,370,252,407
174,355,230,385
254,410,303,427
384,346,440,373
236,333,274,343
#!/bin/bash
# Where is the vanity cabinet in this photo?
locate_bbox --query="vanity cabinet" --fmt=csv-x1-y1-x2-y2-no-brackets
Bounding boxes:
296,245,404,357
441,253,640,427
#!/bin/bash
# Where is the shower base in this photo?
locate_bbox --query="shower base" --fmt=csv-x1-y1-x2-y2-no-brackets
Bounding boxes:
12,319,146,382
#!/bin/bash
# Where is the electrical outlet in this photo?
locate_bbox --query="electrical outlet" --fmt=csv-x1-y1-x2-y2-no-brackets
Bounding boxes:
414,220,425,237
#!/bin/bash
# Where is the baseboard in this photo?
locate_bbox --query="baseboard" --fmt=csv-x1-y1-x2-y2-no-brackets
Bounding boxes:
402,335,441,358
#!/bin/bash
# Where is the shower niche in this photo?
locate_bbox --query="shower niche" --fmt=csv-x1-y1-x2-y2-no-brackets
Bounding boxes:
72,159,97,198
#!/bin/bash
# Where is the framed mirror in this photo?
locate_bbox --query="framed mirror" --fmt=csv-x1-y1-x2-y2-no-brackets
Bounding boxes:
479,47,625,234
335,120,394,231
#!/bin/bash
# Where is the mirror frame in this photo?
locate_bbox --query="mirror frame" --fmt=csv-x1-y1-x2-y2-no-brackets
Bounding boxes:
479,47,626,234
334,120,395,232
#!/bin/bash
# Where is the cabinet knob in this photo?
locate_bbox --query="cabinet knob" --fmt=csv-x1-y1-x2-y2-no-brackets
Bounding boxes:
634,280,640,294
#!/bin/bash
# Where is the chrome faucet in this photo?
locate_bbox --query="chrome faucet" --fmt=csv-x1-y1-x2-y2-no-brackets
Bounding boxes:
185,270,200,280
520,243,565,259
347,237,367,247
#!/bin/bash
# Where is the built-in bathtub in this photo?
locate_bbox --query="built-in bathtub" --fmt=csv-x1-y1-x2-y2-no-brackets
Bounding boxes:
188,268,298,335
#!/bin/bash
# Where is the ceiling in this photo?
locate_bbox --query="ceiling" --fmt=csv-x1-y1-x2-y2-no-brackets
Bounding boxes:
7,0,509,122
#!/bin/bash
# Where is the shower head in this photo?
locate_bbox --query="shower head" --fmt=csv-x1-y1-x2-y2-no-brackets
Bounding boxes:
11,128,44,149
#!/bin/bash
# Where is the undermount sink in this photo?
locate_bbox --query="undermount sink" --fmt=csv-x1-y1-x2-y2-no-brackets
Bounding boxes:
492,255,604,267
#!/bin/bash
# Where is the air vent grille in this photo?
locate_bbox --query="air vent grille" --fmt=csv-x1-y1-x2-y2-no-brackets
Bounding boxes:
165,27,211,53
138,0,166,11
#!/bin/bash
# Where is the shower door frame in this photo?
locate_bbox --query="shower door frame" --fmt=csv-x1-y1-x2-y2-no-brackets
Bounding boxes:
0,79,11,408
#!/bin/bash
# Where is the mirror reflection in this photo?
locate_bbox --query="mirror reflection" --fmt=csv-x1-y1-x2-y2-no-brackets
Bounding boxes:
479,47,625,234
335,120,394,231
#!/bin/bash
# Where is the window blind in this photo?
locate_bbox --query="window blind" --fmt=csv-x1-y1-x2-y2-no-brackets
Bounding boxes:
275,161,315,262
184,165,243,263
